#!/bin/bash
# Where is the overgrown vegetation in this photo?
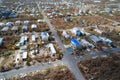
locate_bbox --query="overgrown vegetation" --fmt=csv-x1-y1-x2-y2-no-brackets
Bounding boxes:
8,66,75,80
78,53,120,80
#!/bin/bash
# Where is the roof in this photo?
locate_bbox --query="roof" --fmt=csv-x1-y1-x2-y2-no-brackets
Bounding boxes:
0,23,5,27
31,24,37,29
22,52,27,59
1,27,9,31
0,38,3,44
22,25,28,30
11,26,18,30
24,20,29,25
90,35,102,42
62,30,67,36
6,22,13,27
71,38,80,46
99,37,112,43
41,32,49,37
32,35,36,41
81,39,90,45
20,45,27,50
37,19,44,23
20,35,28,43
48,43,56,54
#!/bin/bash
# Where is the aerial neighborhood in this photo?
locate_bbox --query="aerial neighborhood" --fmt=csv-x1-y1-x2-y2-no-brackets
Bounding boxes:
0,0,120,80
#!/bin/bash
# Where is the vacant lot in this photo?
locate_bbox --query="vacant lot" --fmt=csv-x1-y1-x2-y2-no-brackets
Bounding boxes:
51,15,112,29
78,53,120,80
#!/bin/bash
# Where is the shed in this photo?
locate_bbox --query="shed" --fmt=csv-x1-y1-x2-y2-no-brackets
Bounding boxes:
90,35,102,43
41,32,49,41
0,38,3,46
71,38,82,49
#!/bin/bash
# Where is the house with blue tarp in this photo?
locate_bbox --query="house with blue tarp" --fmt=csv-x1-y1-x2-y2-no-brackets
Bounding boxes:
71,38,82,49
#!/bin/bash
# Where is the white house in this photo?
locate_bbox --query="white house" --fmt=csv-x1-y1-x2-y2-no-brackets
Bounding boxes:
22,25,28,32
31,35,38,42
19,35,28,46
72,27,85,36
15,51,28,62
31,24,37,29
15,20,21,25
48,43,56,56
37,19,44,23
62,30,70,39
99,36,112,44
11,26,18,33
24,20,29,25
90,35,102,43
81,39,94,49
94,29,104,34
0,23,5,27
41,32,49,41
20,45,27,50
6,22,14,27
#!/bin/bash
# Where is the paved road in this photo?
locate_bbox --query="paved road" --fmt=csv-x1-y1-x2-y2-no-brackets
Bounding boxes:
77,47,120,62
36,2,85,80
0,60,63,79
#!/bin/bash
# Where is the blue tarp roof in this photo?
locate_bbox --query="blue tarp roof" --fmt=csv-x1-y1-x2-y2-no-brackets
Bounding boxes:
71,38,80,46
